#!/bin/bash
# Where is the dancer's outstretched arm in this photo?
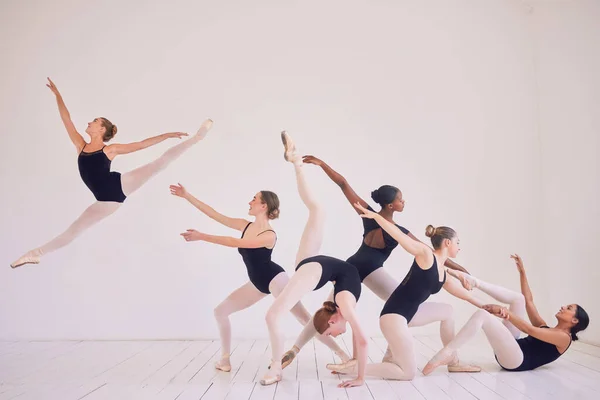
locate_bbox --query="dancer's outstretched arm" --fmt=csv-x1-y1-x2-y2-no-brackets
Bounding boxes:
484,305,570,348
443,274,485,308
303,156,370,213
181,229,275,249
304,156,471,274
106,132,188,156
511,254,547,327
446,269,476,290
46,77,85,152
354,203,429,259
170,183,249,231
336,292,368,388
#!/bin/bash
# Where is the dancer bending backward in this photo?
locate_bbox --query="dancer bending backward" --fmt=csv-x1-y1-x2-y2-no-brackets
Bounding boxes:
280,155,471,368
260,132,367,388
11,78,212,268
173,184,349,372
327,205,482,380
423,254,589,374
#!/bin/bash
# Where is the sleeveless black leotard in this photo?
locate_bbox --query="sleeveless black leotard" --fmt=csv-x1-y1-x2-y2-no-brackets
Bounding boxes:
346,205,410,281
78,146,126,203
496,326,571,371
380,257,446,322
237,223,285,294
296,255,362,303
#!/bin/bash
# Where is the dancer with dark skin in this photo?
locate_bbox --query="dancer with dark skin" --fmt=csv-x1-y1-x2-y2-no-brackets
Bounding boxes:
280,155,472,369
325,205,481,380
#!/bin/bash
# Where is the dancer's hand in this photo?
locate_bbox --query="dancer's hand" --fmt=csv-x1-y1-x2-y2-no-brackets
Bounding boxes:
457,274,473,291
302,155,324,166
353,202,377,219
338,378,364,388
46,77,61,97
510,254,525,274
180,229,205,242
483,304,509,319
169,183,188,198
164,132,189,139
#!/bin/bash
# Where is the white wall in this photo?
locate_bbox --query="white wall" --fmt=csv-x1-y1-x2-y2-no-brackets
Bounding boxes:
530,0,600,344
0,0,545,341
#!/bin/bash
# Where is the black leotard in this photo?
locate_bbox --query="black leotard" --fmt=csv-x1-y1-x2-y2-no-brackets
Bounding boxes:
296,255,362,303
496,326,571,371
346,205,410,281
380,257,446,322
237,222,285,294
78,146,126,203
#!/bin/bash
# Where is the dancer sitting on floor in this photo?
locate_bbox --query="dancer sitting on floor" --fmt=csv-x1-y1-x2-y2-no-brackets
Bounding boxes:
423,254,589,374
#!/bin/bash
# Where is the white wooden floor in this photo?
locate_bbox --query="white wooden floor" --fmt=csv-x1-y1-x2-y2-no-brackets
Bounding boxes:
0,335,598,400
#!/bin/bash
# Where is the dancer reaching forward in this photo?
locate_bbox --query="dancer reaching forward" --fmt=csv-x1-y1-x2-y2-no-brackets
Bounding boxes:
280,155,472,368
327,205,481,380
423,254,589,374
173,184,350,372
10,78,212,268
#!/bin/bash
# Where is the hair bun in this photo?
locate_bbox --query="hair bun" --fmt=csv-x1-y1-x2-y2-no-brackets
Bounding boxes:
322,301,336,313
370,189,380,204
425,224,436,238
112,125,118,135
269,208,280,220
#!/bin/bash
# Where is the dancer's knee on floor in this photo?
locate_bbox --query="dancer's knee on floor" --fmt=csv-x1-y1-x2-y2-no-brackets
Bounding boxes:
387,361,416,380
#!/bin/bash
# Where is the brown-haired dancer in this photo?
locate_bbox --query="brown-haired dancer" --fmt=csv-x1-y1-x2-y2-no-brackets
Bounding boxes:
172,183,350,374
260,132,367,388
326,205,482,380
279,154,476,372
11,78,212,268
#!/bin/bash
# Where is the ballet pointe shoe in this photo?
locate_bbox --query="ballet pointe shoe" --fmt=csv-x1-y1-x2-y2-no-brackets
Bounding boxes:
280,131,300,164
10,250,41,269
447,354,481,373
215,354,231,372
326,359,357,375
195,118,214,139
422,348,456,376
260,362,282,386
280,346,299,369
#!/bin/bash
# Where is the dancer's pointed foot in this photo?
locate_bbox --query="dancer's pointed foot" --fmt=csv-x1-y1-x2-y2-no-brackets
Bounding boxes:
422,348,455,376
10,250,41,269
280,346,299,369
280,131,301,164
195,118,214,139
